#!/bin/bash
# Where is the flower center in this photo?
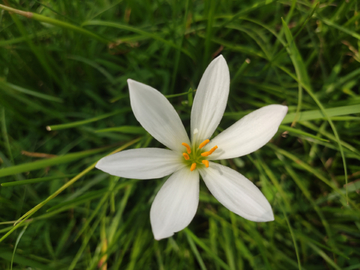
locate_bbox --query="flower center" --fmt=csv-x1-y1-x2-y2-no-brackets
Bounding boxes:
181,140,218,171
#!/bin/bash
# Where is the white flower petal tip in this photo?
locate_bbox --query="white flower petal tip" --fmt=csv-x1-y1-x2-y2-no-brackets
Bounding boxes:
191,55,230,143
150,169,200,240
261,210,275,222
95,148,183,179
207,104,288,160
200,163,274,222
127,79,190,152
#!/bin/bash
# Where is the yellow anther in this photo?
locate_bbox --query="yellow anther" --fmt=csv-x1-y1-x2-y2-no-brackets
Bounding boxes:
182,153,190,160
190,163,197,171
182,142,191,154
201,146,218,157
198,139,210,149
202,160,209,168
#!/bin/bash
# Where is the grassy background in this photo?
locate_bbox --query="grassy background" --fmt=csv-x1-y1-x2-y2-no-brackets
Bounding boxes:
0,0,360,269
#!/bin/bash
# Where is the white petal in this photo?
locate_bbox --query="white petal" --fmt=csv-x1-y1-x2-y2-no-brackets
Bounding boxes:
207,105,288,160
128,79,190,152
150,168,199,240
200,162,274,222
190,55,230,144
96,148,183,179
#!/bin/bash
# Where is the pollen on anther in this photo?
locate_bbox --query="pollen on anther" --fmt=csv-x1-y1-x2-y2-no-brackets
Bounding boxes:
202,160,209,168
183,153,190,160
190,163,197,171
199,139,210,149
182,142,191,154
201,146,218,157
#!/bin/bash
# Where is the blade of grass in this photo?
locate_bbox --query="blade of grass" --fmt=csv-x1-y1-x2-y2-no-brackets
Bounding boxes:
67,55,116,84
281,157,337,250
282,19,349,199
82,20,194,59
278,125,330,142
1,174,77,187
253,153,291,211
321,18,360,40
68,204,106,270
279,200,301,270
0,147,107,178
283,105,360,124
307,242,342,270
184,228,231,270
108,184,133,243
225,105,360,124
170,0,189,93
221,219,236,270
268,144,357,210
0,4,112,43
10,224,29,270
5,7,62,86
0,250,48,269
203,0,216,67
46,189,106,213
0,29,55,46
95,126,146,135
299,121,360,155
185,229,207,270
46,109,129,131
1,107,14,165
0,138,141,243
73,191,110,242
0,81,63,102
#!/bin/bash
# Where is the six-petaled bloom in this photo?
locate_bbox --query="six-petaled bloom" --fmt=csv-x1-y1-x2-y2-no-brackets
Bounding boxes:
96,55,288,240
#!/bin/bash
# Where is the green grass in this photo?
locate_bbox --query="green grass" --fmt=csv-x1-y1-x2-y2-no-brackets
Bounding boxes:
0,0,359,269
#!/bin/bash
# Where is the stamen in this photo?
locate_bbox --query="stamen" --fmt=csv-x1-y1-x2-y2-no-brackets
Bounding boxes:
198,139,210,149
190,163,197,171
202,160,209,168
201,146,218,157
182,153,190,160
182,142,191,154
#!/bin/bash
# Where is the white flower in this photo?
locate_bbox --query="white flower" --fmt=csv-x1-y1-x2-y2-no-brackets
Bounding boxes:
96,55,288,240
